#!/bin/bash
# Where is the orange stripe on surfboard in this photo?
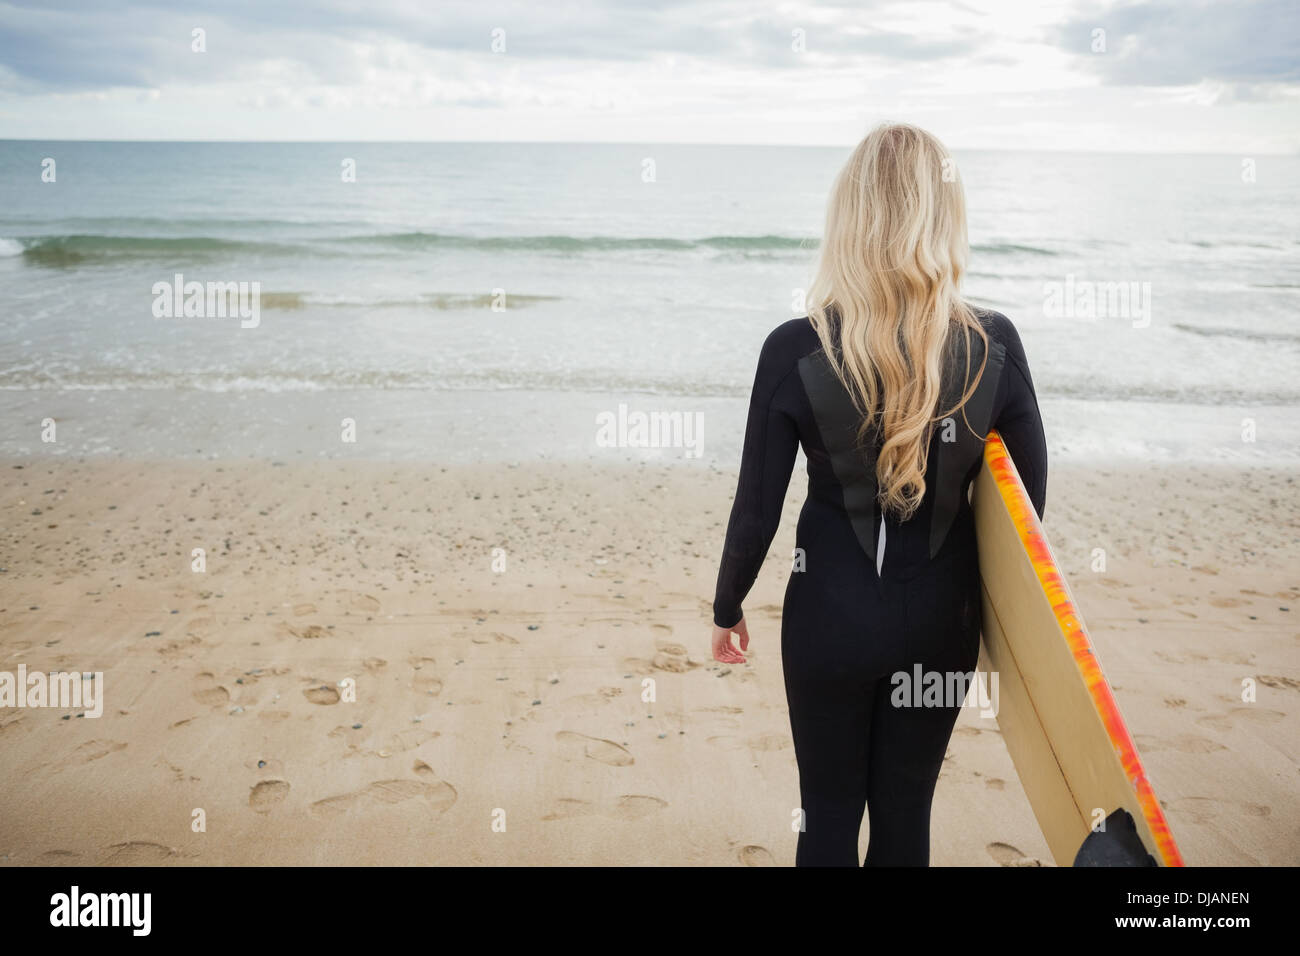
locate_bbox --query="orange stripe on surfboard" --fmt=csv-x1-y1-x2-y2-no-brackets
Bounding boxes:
984,430,1184,867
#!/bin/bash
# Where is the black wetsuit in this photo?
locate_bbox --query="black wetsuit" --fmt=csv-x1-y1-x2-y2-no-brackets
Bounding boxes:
712,309,1047,866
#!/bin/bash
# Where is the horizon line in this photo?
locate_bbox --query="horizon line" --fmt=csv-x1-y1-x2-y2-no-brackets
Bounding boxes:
0,138,1293,156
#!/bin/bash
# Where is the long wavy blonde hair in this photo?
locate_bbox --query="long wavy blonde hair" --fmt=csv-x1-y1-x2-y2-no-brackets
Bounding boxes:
807,122,989,520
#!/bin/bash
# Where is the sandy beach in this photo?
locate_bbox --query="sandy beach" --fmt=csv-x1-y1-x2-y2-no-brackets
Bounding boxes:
0,456,1295,866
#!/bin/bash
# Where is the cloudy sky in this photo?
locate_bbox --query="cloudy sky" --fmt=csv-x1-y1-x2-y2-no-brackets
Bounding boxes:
0,0,1296,151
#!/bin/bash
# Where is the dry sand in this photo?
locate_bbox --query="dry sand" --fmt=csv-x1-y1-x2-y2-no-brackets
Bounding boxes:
0,457,1296,865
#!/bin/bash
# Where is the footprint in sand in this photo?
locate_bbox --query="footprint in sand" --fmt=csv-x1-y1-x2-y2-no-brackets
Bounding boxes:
555,730,634,766
987,842,1044,866
101,842,178,865
0,713,26,736
740,845,776,866
555,693,615,716
73,739,127,763
541,798,597,821
381,727,439,753
310,778,457,817
1258,675,1300,692
406,657,443,695
350,593,381,613
652,654,693,673
1195,708,1284,732
1134,733,1226,754
652,641,698,673
157,635,202,659
193,685,229,706
186,617,214,638
281,623,327,639
620,657,656,676
612,795,668,820
984,778,1006,791
155,758,187,782
1167,795,1270,825
413,673,444,696
471,632,518,645
293,603,317,616
541,795,666,821
303,684,340,705
249,779,290,813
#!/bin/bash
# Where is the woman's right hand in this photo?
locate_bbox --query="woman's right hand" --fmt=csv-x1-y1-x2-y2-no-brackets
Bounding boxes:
712,617,749,664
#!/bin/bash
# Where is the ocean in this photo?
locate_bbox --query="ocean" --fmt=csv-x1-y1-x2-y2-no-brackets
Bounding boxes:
1,141,1297,464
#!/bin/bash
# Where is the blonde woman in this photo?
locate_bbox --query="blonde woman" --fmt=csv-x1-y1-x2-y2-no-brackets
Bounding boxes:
710,123,1047,866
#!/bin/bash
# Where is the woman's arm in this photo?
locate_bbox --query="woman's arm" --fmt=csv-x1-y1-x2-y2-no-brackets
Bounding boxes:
712,328,801,633
991,316,1048,519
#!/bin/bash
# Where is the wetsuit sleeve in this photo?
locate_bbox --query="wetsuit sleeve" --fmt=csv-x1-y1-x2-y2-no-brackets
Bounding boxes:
712,331,801,629
991,318,1048,519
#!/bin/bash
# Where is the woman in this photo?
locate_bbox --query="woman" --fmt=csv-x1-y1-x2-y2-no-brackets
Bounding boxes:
710,123,1048,867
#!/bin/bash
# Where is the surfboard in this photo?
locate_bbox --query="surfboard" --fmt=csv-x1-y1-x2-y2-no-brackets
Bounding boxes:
973,431,1184,867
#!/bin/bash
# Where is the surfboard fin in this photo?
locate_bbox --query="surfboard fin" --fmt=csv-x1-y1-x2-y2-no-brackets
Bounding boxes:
1071,808,1158,867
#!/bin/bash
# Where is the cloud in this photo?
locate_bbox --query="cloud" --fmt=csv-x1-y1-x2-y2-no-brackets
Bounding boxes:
0,0,997,94
1057,0,1299,94
1,0,1294,149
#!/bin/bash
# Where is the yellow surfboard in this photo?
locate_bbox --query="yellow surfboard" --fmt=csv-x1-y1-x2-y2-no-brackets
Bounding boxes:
974,431,1183,866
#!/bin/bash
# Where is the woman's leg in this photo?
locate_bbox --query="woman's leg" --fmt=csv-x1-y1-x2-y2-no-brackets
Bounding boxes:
863,547,982,866
861,675,966,866
781,499,900,866
782,651,876,866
